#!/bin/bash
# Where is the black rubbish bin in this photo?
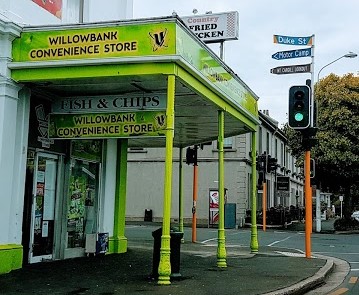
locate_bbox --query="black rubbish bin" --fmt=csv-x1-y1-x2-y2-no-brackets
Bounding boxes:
144,209,153,222
151,227,184,279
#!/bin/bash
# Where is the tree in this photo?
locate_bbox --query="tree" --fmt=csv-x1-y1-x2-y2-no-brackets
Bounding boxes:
283,73,359,214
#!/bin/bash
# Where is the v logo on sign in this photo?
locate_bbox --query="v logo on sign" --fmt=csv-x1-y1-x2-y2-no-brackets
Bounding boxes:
149,29,168,51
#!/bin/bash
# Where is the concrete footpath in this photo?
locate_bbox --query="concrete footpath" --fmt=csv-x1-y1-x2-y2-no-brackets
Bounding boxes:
0,240,336,295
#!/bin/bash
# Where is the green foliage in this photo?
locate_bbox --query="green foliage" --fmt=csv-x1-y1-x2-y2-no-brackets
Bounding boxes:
282,73,359,207
334,217,359,231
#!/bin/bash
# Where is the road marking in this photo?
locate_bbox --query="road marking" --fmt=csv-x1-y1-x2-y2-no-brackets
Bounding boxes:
267,235,293,247
328,287,349,295
275,251,305,257
349,276,358,284
351,269,359,272
201,237,218,244
227,231,248,236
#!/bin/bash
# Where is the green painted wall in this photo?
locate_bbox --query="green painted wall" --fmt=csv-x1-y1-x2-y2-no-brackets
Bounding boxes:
0,244,23,274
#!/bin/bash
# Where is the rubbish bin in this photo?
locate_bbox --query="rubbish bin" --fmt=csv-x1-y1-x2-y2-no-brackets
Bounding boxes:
144,209,153,222
151,227,184,279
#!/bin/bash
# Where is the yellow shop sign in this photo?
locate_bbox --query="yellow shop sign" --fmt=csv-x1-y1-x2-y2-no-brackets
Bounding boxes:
49,111,167,139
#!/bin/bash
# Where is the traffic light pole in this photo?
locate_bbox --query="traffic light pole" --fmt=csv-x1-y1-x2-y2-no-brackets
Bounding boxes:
304,150,312,258
306,35,314,258
310,34,315,127
192,159,198,243
262,181,266,231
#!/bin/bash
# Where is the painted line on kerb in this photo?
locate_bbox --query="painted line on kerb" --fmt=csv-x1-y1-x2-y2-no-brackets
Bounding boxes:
328,287,349,295
267,235,293,247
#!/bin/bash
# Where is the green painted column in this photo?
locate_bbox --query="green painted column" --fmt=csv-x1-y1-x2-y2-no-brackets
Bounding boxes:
158,74,175,285
178,148,184,242
250,131,259,253
109,139,128,254
217,110,227,268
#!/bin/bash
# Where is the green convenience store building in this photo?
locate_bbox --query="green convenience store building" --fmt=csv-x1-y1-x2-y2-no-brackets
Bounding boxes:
0,16,260,284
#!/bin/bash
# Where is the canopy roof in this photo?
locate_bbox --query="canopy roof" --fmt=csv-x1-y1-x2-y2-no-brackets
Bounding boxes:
10,16,259,148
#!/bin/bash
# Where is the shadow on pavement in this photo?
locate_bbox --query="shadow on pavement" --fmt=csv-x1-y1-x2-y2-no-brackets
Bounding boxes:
0,246,327,295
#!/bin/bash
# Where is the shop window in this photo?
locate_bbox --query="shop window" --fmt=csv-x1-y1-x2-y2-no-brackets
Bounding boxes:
67,140,102,249
67,159,100,248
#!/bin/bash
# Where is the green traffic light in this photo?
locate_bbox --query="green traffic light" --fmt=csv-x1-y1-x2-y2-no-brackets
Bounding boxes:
295,113,304,121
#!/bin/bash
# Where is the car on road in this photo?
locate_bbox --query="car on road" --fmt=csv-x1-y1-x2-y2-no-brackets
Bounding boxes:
351,211,359,222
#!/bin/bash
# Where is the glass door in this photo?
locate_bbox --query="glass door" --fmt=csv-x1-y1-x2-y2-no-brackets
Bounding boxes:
29,153,58,263
66,159,99,253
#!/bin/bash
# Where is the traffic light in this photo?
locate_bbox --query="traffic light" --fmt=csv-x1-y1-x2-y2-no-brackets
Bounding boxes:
288,85,310,129
256,153,267,173
266,155,278,173
186,147,197,165
310,158,315,178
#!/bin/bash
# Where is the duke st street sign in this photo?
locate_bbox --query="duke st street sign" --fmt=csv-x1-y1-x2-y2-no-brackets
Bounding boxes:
270,63,311,75
273,35,313,46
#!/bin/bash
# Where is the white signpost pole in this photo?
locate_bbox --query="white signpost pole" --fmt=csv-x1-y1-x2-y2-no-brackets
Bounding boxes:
315,189,321,232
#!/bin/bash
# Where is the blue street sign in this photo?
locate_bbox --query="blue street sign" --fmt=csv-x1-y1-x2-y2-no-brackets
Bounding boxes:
272,48,312,60
273,35,313,46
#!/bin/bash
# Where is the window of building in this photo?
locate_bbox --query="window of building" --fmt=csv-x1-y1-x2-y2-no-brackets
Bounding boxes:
280,143,284,166
216,137,234,149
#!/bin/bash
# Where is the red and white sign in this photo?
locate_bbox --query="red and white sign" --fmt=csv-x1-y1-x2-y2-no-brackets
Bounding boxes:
181,11,239,43
209,190,219,225
32,0,62,19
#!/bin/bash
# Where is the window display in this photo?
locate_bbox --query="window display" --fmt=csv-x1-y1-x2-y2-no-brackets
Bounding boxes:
67,140,101,249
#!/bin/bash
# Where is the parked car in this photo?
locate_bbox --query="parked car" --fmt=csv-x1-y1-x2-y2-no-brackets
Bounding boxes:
351,211,359,222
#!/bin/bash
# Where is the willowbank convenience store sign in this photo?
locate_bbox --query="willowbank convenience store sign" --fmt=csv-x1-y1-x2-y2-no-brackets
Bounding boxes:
49,111,166,139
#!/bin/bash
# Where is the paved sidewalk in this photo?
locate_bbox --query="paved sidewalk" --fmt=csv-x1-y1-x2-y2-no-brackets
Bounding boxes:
287,218,336,233
0,241,333,295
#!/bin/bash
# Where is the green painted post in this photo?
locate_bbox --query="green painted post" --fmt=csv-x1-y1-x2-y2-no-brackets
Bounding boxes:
109,139,128,253
250,131,259,253
179,148,184,243
217,110,227,268
158,75,175,285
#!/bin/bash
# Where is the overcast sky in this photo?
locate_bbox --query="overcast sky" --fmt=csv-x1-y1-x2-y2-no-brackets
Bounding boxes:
133,0,359,126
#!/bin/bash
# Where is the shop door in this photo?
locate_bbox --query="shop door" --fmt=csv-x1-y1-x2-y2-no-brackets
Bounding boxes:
65,158,100,258
29,153,58,263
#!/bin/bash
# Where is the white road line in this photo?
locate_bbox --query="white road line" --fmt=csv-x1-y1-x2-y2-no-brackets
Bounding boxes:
351,269,359,271
227,231,248,236
267,236,293,247
201,237,218,244
274,231,288,234
350,262,359,264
